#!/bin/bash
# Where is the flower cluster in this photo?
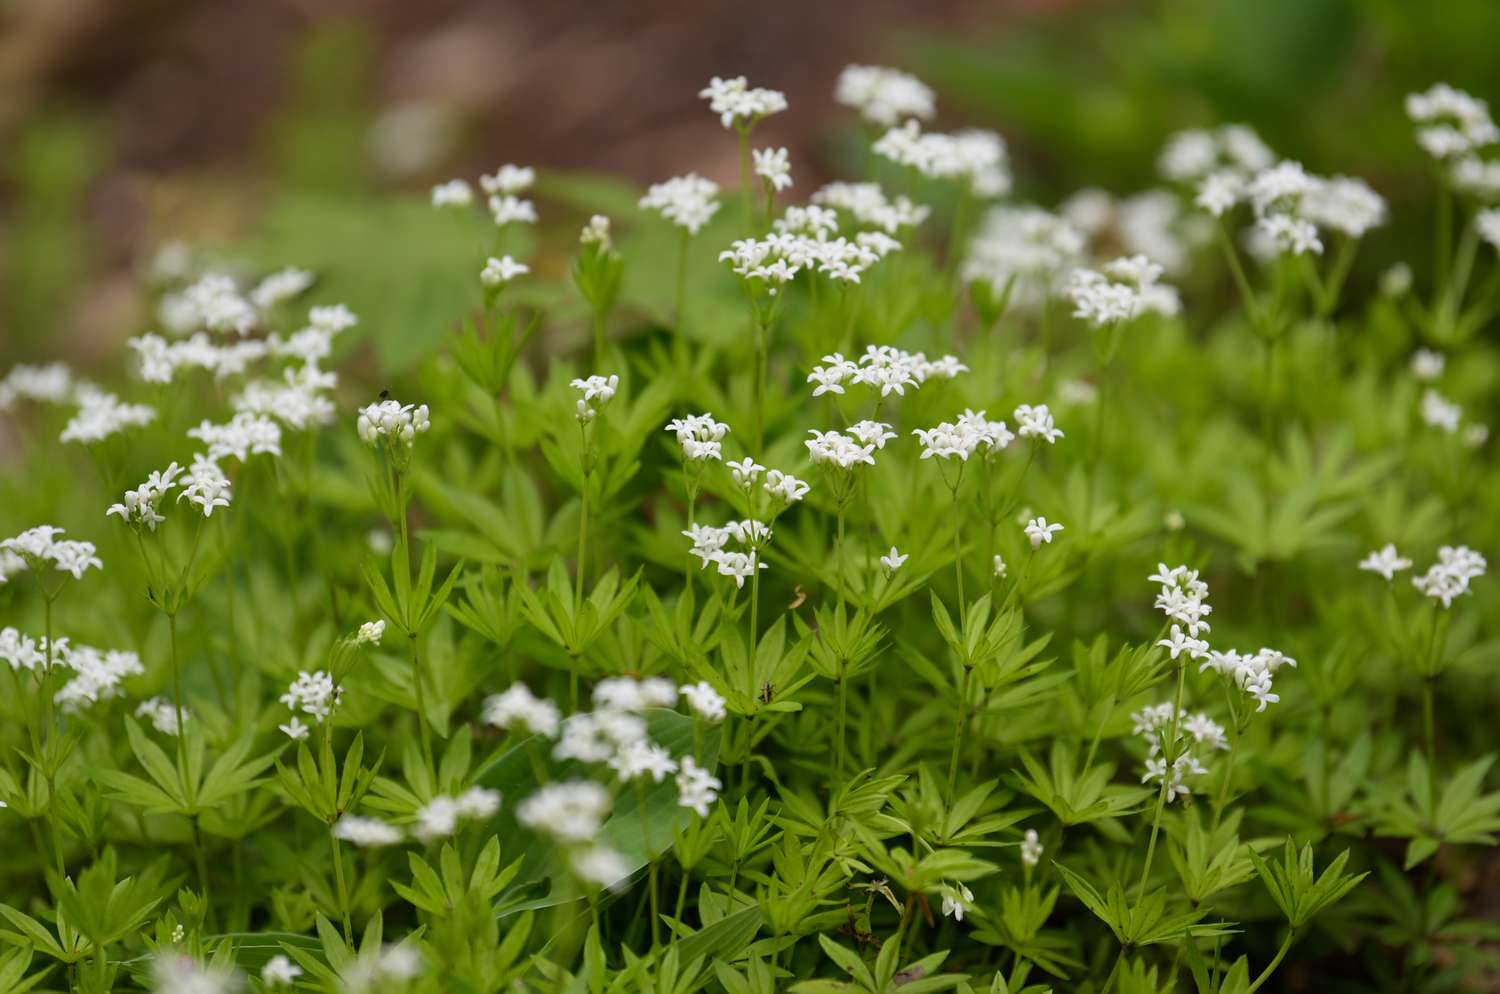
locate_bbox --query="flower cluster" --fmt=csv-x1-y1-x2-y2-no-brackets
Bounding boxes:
1067,255,1179,326
187,412,282,462
665,412,730,462
1201,648,1297,712
1150,563,1213,637
136,696,186,736
1132,702,1223,802
873,120,1011,197
356,398,432,448
413,787,502,843
811,181,930,234
1,626,61,672
1406,83,1498,165
683,520,772,588
640,174,721,234
278,670,343,739
719,224,901,290
1158,124,1275,184
483,682,563,738
60,388,156,444
1,525,103,581
570,374,620,423
53,644,145,712
805,344,967,398
834,64,936,126
698,75,788,129
1013,404,1064,445
1411,545,1488,607
963,206,1086,306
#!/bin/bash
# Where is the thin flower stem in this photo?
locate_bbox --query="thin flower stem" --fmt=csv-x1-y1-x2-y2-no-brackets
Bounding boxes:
675,231,690,361
946,666,973,801
1246,928,1296,994
1138,661,1187,901
673,866,691,928
169,612,185,753
329,829,354,942
835,666,847,777
410,634,434,776
1421,676,1437,762
738,129,754,233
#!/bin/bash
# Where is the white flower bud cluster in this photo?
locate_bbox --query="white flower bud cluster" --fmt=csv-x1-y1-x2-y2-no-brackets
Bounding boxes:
2,525,103,580
1067,254,1179,326
357,398,431,448
699,76,788,129
1150,563,1212,637
873,121,1011,197
570,374,619,423
834,64,936,127
680,681,726,723
1014,404,1064,445
665,412,730,462
805,429,877,469
1020,829,1043,868
640,174,721,235
332,815,404,848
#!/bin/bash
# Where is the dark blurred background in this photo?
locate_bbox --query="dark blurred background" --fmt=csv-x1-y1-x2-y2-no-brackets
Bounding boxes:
4,0,1500,370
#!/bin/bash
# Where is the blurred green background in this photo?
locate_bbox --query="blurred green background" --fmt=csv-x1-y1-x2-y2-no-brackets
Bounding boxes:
2,0,1498,377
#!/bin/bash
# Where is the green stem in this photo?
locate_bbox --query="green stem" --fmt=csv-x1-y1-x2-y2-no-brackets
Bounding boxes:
1246,928,1296,994
946,666,973,801
330,829,354,942
835,666,847,777
675,232,690,361
410,633,434,776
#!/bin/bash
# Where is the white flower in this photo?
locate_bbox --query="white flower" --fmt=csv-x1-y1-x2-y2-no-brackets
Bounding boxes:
993,555,1007,579
680,681,726,723
1359,544,1413,581
483,683,562,738
571,374,620,422
0,362,75,409
874,120,1011,197
1013,404,1064,444
676,756,721,818
753,147,793,192
481,255,529,287
726,457,766,488
278,716,310,741
640,174,721,234
1024,517,1063,549
880,547,909,573
1421,388,1462,433
1156,624,1209,661
571,845,630,890
806,430,876,469
1020,829,1043,868
136,696,186,736
480,164,535,196
150,955,242,994
280,670,342,724
53,645,144,712
431,179,474,207
1158,124,1274,183
1194,169,1245,217
60,391,156,444
333,814,404,848
940,883,974,922
250,268,315,311
699,75,788,129
1068,255,1175,326
356,620,385,646
1301,175,1387,238
763,469,810,504
835,65,936,126
812,181,929,233
1477,208,1500,251
665,412,730,462
517,780,611,843
187,412,282,462
608,739,679,783
1411,348,1445,381
1407,83,1499,161
1412,545,1488,608
580,214,612,247
3,526,102,579
261,954,302,987
488,195,538,227
357,398,431,448
963,205,1085,307
912,421,984,462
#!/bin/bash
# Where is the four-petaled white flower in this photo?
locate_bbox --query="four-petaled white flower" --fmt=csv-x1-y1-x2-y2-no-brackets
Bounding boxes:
1024,517,1063,549
880,547,909,573
1359,544,1413,581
